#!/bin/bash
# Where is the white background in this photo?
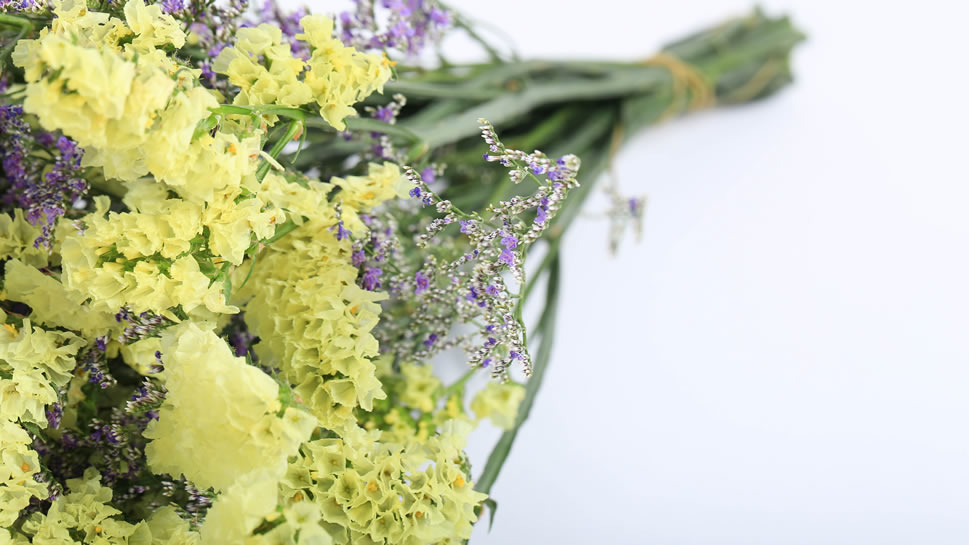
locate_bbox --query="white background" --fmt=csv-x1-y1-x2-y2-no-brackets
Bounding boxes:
443,1,969,544
322,1,969,543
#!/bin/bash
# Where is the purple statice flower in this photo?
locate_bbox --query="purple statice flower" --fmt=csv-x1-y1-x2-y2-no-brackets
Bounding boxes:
46,403,63,429
230,331,251,357
160,0,185,13
1,105,88,248
352,250,367,267
414,271,430,294
423,333,438,348
1,105,31,203
499,248,515,266
332,220,351,241
226,313,260,361
115,308,167,344
125,379,165,416
89,425,120,445
500,233,518,250
373,106,395,122
481,358,492,368
420,167,436,184
0,0,37,11
408,187,422,199
84,361,114,389
429,6,449,25
60,432,79,450
459,220,474,234
338,0,451,57
485,284,499,297
535,197,549,224
362,267,383,291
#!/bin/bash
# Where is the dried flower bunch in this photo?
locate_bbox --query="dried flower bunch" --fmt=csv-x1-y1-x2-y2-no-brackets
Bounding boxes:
0,0,801,542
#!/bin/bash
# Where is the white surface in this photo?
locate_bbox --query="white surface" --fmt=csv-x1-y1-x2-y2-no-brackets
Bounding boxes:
311,1,969,542
441,1,969,544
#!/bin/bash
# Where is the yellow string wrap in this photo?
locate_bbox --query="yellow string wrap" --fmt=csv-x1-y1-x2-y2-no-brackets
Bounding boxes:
641,52,716,120
722,57,783,104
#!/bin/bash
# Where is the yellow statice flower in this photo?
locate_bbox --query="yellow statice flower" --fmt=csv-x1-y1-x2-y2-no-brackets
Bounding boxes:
123,0,186,52
331,162,409,235
471,381,526,430
199,469,281,544
234,219,386,433
59,197,237,318
0,209,50,268
0,419,47,527
145,506,201,545
214,24,313,109
17,468,149,544
148,129,263,205
144,322,317,491
214,15,391,131
247,171,331,225
0,317,84,426
199,469,335,545
13,0,262,200
15,27,177,181
298,15,392,131
119,336,163,375
2,259,117,338
203,189,281,265
398,363,441,414
280,421,485,545
332,162,409,212
233,168,409,432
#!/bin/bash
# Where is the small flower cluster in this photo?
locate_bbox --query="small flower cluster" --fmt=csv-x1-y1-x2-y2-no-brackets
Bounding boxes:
0,105,88,248
602,184,647,254
0,0,39,12
352,211,404,293
362,93,408,161
114,305,169,346
248,0,311,58
371,120,580,380
78,339,116,389
0,1,555,541
182,0,251,86
338,0,451,56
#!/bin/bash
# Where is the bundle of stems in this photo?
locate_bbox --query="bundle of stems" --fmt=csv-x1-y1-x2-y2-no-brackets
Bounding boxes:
420,6,804,504
0,4,804,515
295,8,805,504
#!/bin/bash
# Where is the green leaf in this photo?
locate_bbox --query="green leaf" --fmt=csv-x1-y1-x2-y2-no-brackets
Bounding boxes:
192,114,219,142
482,498,498,531
263,219,300,245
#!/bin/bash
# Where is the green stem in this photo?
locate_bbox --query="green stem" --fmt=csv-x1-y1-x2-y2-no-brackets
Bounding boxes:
442,368,475,397
262,219,301,245
0,14,33,67
475,255,560,496
235,252,257,294
256,120,302,181
521,232,563,304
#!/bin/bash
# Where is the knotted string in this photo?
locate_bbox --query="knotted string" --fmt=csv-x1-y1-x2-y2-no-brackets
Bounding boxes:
641,52,716,120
